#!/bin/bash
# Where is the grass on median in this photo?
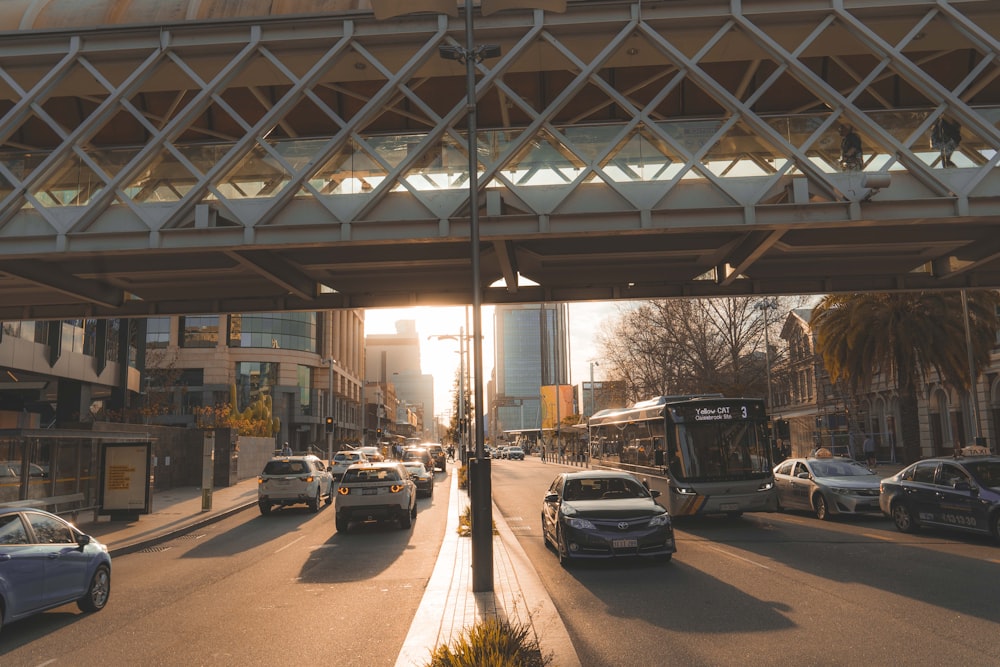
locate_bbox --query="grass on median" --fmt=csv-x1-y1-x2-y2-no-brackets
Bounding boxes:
426,617,551,667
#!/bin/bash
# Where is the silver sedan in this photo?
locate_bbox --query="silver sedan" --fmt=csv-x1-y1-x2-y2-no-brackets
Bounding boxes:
773,457,882,520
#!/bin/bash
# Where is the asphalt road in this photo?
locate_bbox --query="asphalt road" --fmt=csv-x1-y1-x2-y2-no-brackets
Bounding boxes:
492,456,1000,667
0,469,451,667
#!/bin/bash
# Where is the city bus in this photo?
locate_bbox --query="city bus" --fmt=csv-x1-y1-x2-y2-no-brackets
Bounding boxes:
589,395,777,517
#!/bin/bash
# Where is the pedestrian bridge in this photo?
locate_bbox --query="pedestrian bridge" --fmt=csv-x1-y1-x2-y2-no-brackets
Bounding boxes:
0,0,998,320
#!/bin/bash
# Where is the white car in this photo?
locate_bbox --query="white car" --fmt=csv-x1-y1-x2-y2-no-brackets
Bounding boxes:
330,450,369,480
257,455,334,515
335,462,417,532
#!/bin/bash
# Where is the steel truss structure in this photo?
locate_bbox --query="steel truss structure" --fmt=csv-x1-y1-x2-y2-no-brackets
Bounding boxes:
0,0,998,320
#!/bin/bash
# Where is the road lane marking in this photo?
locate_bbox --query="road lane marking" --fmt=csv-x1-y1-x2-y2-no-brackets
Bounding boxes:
275,536,305,553
700,543,772,570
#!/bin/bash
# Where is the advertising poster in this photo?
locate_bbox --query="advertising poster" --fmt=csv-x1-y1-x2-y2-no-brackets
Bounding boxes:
100,442,152,516
540,385,575,430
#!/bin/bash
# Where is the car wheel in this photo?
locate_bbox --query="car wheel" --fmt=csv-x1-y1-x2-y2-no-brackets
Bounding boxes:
336,516,348,533
813,494,830,520
325,486,334,505
77,565,111,612
990,512,1000,540
400,508,413,529
657,553,673,564
891,502,918,533
556,526,571,568
308,489,321,513
259,501,272,516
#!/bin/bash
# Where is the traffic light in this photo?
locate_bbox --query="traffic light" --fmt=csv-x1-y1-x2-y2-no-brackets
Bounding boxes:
325,416,334,434
376,427,383,439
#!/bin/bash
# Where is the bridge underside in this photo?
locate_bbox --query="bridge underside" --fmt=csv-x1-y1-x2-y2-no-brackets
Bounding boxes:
0,0,998,319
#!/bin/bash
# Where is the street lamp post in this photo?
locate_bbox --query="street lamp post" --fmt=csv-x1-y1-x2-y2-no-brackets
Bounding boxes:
374,0,566,594
326,358,336,461
755,298,777,411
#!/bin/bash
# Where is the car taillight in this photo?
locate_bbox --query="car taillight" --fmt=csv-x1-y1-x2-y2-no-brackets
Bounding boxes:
301,475,314,482
390,484,403,493
258,477,264,484
338,486,350,495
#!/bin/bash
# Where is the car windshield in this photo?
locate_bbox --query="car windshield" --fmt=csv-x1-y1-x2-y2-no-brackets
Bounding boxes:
563,477,650,501
263,460,309,475
403,463,427,475
810,460,876,477
403,450,427,460
342,468,402,483
335,453,361,462
965,461,1000,488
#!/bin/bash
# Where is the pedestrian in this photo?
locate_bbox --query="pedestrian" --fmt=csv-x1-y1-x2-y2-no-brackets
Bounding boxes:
930,117,961,167
281,441,293,456
447,444,455,461
839,123,863,171
863,434,876,469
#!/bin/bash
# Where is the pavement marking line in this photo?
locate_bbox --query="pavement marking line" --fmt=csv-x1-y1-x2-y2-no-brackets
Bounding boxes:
700,543,772,570
275,536,305,553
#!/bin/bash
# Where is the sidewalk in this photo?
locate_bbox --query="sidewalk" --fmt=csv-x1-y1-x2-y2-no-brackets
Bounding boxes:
74,468,580,667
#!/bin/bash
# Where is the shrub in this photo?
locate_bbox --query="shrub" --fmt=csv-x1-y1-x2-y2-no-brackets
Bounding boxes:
457,464,469,490
457,505,497,537
426,618,550,667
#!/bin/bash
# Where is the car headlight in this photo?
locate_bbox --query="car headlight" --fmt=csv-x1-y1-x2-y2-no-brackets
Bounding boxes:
758,480,774,491
649,513,671,527
830,487,851,495
673,486,697,495
567,517,596,530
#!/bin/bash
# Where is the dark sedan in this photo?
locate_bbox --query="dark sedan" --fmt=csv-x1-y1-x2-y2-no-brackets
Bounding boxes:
541,471,676,566
402,461,435,498
880,454,1000,538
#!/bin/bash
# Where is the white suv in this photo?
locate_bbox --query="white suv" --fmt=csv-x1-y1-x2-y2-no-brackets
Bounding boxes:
335,462,417,533
258,455,334,515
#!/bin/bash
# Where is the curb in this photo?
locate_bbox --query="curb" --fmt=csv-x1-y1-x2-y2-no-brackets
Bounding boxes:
107,501,258,558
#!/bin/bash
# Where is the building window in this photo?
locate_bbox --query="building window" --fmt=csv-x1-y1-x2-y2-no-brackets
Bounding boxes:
180,316,219,348
228,312,317,352
298,365,312,416
235,361,277,413
146,317,171,349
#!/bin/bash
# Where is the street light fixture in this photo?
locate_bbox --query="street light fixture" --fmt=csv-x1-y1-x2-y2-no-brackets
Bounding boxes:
325,358,337,461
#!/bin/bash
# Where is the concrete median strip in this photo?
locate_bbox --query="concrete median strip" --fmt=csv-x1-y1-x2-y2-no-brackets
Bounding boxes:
395,468,580,667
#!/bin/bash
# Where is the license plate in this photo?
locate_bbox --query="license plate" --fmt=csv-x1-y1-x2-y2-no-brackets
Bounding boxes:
612,538,638,549
720,503,739,511
362,487,378,495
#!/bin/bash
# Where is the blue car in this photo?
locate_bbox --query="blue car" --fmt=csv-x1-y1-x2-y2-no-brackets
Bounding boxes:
0,508,111,633
879,454,1000,538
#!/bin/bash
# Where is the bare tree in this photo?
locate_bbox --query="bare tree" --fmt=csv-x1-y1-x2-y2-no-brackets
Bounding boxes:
597,296,805,403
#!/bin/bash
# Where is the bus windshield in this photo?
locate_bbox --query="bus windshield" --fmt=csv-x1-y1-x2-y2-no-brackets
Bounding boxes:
671,419,771,482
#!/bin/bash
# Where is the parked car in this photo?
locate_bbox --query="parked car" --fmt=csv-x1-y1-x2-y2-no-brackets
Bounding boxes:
507,447,525,461
0,508,111,633
402,447,434,471
257,455,334,515
773,456,882,520
879,454,1000,538
423,443,447,472
330,450,368,481
402,461,436,498
541,470,676,566
335,462,417,532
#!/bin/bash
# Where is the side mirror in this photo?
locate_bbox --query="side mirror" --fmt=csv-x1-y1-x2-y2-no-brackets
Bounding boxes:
649,489,661,498
543,492,559,504
76,533,92,549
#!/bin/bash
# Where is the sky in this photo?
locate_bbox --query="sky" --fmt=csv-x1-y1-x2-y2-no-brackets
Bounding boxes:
363,302,623,418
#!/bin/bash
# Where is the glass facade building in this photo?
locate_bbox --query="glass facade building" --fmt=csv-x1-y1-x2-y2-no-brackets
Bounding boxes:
493,304,570,435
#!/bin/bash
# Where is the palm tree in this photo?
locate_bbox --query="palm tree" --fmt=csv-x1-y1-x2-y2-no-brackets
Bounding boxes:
811,291,999,463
